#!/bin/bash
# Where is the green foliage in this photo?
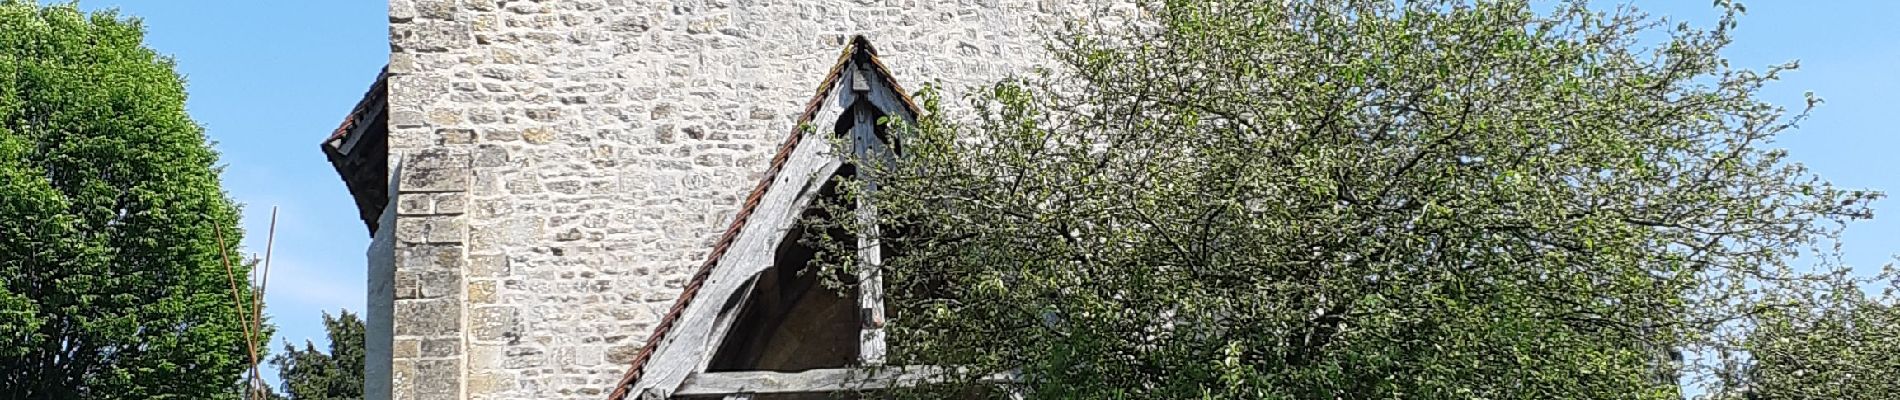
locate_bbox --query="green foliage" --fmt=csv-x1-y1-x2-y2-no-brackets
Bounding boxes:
0,1,259,398
813,0,1882,398
269,311,365,400
1723,269,1900,399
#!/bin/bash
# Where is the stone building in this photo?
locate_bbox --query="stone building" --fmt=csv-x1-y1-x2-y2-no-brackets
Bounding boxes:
322,1,1135,399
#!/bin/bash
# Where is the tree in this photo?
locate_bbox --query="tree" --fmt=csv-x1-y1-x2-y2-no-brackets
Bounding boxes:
815,0,1880,398
1717,269,1900,399
269,311,365,400
238,379,287,400
0,2,262,398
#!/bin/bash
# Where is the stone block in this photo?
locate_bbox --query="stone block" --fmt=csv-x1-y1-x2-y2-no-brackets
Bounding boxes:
467,279,497,304
412,359,461,397
653,124,676,144
389,0,416,22
420,338,460,358
393,271,420,300
400,163,471,192
606,345,641,364
389,112,427,134
502,346,546,369
390,360,416,400
467,343,503,370
389,52,417,74
424,216,466,244
555,346,604,366
432,192,468,214
472,144,509,168
468,173,502,199
468,108,501,124
468,372,516,394
467,254,511,278
464,0,497,12
405,147,470,170
469,217,543,248
398,244,465,272
397,194,433,216
469,14,498,35
438,128,475,144
545,180,583,195
394,218,429,245
523,127,554,144
395,20,472,53
416,270,461,299
480,128,520,142
394,299,460,337
392,338,422,359
524,108,560,122
415,0,456,20
469,306,519,343
503,175,541,195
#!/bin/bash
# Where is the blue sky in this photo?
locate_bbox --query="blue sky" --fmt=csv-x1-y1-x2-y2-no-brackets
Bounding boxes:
1629,0,1900,271
59,0,1898,390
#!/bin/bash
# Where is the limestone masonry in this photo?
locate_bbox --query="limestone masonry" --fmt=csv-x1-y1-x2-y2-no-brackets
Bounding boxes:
354,1,1139,398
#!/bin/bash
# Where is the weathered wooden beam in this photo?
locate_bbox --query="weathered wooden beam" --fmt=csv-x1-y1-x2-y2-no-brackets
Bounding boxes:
695,276,758,371
792,159,844,220
694,158,842,373
673,367,1018,397
856,217,887,366
849,105,890,366
630,123,847,396
836,59,914,124
851,60,915,121
638,388,668,400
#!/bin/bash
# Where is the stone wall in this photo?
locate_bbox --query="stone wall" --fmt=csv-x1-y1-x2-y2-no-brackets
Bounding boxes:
382,1,1138,398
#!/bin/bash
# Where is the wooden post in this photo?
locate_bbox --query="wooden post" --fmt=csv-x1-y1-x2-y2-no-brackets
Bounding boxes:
851,98,889,366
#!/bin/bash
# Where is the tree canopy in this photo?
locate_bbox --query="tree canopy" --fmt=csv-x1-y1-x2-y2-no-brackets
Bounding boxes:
269,311,365,400
813,0,1886,398
1727,268,1899,399
0,1,258,398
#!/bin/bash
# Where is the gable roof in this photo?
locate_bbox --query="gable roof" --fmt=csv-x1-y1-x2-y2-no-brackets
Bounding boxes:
605,35,920,400
321,67,391,234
